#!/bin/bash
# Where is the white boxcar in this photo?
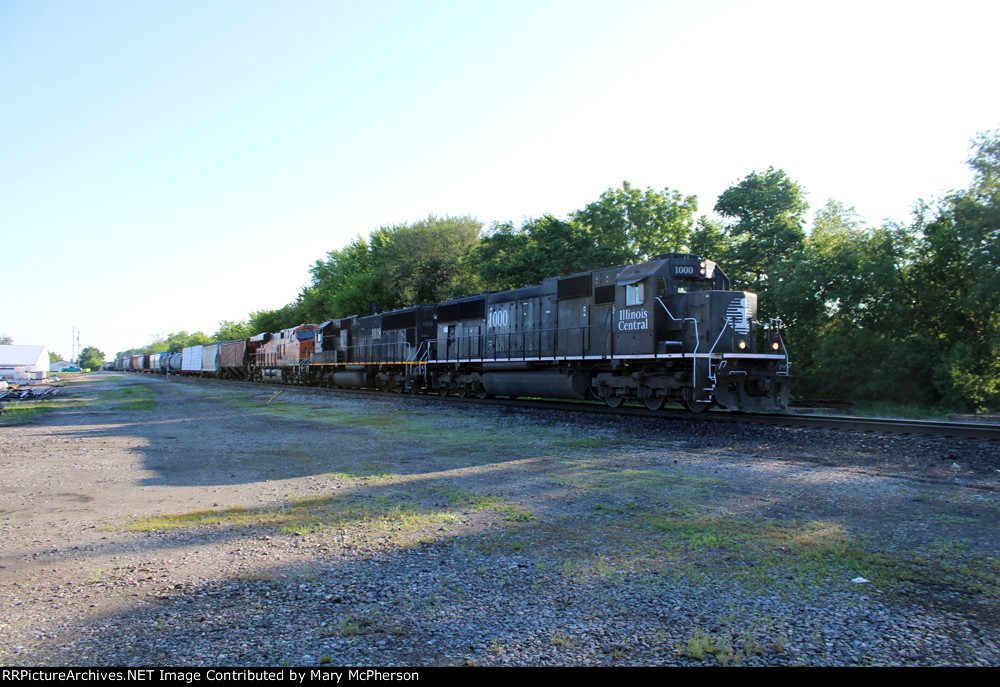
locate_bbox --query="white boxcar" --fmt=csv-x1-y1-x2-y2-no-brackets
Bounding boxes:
182,345,203,372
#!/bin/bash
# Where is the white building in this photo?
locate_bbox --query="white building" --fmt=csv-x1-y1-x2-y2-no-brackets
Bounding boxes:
0,345,50,381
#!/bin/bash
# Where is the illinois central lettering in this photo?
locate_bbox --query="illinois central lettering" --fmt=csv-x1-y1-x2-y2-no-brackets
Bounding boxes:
618,308,649,331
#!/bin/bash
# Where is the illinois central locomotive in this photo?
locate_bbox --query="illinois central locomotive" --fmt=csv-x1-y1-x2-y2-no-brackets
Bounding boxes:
306,253,789,411
118,253,790,412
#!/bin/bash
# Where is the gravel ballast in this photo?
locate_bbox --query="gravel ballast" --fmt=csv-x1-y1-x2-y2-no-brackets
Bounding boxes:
1,373,998,667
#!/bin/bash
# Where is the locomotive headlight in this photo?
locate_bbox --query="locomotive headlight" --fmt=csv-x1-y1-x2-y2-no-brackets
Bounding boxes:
738,340,747,350
771,341,781,351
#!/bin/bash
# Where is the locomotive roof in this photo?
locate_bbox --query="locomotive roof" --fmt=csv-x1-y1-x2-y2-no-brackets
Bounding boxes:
615,257,671,284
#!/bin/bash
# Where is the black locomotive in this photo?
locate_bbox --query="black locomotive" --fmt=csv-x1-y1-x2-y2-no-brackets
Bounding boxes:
305,253,789,412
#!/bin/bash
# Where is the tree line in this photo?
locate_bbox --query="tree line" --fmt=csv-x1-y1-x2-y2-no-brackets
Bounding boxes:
125,130,999,412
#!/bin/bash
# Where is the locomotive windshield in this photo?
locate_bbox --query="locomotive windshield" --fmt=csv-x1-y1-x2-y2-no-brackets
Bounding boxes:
657,276,715,296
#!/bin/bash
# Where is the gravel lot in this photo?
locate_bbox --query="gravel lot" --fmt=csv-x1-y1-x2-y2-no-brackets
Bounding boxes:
1,373,999,667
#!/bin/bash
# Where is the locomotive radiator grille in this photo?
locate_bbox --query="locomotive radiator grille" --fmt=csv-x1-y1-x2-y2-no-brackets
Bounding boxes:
725,296,751,335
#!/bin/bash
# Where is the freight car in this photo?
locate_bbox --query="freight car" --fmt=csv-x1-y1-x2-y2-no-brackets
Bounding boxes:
116,253,789,412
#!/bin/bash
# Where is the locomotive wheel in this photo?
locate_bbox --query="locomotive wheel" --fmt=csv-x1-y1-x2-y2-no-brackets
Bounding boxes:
684,400,710,413
604,394,623,408
644,395,665,411
438,383,450,397
457,386,468,398
477,387,489,399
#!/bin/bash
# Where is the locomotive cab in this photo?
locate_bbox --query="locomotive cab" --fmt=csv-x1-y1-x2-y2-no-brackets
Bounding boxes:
613,253,728,357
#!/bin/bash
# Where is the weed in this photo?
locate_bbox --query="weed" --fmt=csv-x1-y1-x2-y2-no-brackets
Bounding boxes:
550,632,574,648
683,629,736,665
338,616,361,636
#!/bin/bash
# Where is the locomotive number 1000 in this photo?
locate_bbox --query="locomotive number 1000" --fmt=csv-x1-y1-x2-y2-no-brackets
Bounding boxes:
673,265,696,275
489,310,509,328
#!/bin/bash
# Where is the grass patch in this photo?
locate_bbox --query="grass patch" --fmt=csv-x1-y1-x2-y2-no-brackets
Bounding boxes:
0,399,60,423
566,467,727,492
852,401,948,420
213,394,624,466
490,505,1000,605
468,494,535,522
118,476,537,543
98,384,157,410
0,393,92,424
633,514,1000,598
119,494,456,538
553,435,619,450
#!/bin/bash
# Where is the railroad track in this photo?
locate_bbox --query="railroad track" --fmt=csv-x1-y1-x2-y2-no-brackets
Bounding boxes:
168,373,1000,443
517,400,1000,442
108,371,1000,442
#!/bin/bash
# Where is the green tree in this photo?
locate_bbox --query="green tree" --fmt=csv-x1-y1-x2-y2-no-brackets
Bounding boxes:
215,320,255,341
303,233,383,321
688,216,732,260
146,335,170,354
374,215,482,306
78,346,104,370
573,181,698,265
786,200,916,401
0,334,11,345
305,215,482,319
470,215,597,290
905,130,1000,410
714,167,808,291
248,306,306,334
49,351,62,363
144,331,214,354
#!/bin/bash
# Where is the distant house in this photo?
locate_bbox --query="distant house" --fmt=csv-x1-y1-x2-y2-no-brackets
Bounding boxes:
50,359,77,372
0,345,50,381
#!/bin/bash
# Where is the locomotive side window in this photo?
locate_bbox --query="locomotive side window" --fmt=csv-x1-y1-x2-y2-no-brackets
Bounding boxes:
625,282,645,306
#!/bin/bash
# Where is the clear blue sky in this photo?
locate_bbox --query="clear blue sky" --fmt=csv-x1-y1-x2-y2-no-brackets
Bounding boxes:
2,0,997,360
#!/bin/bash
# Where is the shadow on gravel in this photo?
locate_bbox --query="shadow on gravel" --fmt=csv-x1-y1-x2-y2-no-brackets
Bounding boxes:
13,374,1000,667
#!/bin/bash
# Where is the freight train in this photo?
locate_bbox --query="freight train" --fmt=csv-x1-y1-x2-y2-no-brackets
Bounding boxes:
115,253,790,412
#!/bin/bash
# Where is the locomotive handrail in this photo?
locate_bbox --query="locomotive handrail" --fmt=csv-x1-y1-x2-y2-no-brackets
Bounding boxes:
655,297,710,402
413,340,430,381
707,316,734,390
768,318,792,374
342,340,415,364
435,322,612,362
